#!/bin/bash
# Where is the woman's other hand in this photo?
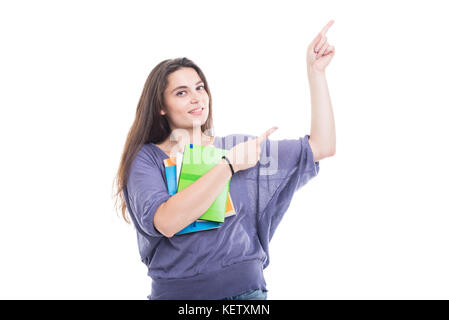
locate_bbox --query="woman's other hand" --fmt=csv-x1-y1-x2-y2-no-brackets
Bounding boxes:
226,126,278,173
306,20,335,73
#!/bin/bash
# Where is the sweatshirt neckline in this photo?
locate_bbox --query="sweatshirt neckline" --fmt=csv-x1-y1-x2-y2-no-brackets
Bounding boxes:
152,136,220,159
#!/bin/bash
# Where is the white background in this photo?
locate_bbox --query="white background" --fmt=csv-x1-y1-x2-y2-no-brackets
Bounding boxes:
1,0,448,299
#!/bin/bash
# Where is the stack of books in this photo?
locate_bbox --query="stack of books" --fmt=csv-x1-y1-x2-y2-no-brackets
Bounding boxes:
163,143,235,235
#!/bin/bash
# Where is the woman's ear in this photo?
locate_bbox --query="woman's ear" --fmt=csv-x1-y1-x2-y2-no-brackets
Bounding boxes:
160,109,166,116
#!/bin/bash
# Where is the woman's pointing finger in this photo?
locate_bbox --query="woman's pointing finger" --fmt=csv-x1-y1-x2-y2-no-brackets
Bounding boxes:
320,20,334,35
256,126,278,144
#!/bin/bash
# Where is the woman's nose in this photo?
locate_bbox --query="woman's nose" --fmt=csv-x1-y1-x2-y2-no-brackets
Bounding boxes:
191,93,200,102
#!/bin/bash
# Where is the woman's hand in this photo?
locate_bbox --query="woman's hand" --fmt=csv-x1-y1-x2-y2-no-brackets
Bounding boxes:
306,20,335,73
226,126,278,173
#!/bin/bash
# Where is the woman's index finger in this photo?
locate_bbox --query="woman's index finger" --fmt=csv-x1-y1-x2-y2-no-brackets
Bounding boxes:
256,126,278,144
320,20,334,35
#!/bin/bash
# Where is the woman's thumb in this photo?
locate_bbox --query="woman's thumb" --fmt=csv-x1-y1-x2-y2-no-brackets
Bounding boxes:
308,32,321,52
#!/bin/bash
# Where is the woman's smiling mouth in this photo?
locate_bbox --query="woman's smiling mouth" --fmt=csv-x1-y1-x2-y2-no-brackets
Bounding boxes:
188,107,203,116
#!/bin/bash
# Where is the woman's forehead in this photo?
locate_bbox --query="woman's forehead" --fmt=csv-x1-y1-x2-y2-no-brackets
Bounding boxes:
168,68,201,85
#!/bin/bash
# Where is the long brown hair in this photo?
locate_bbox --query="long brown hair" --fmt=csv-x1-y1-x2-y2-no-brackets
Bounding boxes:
113,57,214,224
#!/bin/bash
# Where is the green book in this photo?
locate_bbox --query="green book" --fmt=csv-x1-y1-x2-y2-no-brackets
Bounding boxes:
177,143,230,223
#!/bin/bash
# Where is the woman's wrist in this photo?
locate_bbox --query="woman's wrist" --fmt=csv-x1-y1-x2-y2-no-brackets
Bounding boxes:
220,157,234,177
307,66,326,80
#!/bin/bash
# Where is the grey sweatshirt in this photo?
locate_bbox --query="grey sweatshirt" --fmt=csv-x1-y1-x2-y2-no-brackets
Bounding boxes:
123,133,320,299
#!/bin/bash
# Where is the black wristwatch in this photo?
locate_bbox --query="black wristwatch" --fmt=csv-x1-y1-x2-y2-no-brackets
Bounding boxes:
221,155,235,176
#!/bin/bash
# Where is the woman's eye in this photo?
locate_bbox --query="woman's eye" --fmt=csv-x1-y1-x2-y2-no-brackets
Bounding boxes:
176,86,205,96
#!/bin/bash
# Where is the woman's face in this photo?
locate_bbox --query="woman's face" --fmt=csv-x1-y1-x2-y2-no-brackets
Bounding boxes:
162,67,210,131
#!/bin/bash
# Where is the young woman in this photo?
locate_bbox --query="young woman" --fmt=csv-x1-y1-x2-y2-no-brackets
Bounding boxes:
114,20,336,300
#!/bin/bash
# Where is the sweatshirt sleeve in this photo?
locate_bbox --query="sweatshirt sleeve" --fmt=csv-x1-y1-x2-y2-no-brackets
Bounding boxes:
256,134,320,244
125,149,171,238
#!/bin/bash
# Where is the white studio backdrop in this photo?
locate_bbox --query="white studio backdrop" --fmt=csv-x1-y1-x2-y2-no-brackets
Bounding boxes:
0,0,448,299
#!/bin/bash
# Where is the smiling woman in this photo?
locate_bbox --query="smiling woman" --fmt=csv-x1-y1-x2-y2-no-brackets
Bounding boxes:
161,67,211,132
113,55,326,300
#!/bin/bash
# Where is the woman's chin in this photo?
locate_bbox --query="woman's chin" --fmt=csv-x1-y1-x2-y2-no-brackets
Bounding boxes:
187,113,208,124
